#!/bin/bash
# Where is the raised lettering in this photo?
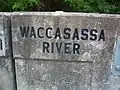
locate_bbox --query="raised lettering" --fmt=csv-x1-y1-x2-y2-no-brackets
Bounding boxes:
64,43,71,54
20,26,29,38
56,42,62,53
43,42,50,53
0,39,2,50
37,27,44,38
30,26,36,38
73,43,80,54
81,29,88,40
72,28,79,40
54,28,61,39
98,30,105,41
90,29,97,41
46,27,52,39
64,28,71,39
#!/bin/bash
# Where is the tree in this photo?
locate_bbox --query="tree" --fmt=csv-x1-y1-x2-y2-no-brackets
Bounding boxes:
1,0,120,13
0,0,40,11
64,0,120,13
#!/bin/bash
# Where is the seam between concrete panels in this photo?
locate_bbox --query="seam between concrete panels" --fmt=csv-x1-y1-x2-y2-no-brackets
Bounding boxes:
7,16,18,90
14,57,93,63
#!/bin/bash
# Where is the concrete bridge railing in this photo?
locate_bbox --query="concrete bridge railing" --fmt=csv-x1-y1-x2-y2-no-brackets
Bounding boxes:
0,12,120,90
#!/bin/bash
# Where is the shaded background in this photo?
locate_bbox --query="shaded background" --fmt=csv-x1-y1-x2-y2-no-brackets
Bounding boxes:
1,0,120,13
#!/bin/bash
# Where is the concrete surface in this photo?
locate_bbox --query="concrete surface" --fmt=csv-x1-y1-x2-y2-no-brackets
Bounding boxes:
11,12,120,90
0,12,120,90
0,57,14,90
15,59,92,90
0,14,14,90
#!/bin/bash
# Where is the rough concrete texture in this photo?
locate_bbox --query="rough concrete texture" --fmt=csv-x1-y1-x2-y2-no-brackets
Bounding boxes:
0,57,14,90
0,14,14,90
10,12,120,90
11,12,117,61
15,59,92,90
0,15,10,56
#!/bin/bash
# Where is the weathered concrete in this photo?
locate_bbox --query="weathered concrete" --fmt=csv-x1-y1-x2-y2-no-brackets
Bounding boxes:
11,12,117,61
0,57,14,90
0,15,10,56
15,59,92,90
0,14,13,90
10,12,120,90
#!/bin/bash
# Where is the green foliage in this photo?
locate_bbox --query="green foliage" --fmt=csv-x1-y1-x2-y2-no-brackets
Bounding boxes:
0,0,40,11
64,0,120,13
1,0,120,13
12,0,40,11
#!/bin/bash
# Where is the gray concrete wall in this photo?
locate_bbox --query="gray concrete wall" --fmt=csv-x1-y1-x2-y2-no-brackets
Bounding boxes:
0,57,14,90
11,12,120,90
0,12,120,90
15,59,92,90
0,14,14,90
